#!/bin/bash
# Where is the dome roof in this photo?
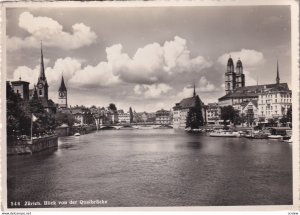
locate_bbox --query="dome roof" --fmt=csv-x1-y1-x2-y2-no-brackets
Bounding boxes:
236,59,243,67
227,57,234,66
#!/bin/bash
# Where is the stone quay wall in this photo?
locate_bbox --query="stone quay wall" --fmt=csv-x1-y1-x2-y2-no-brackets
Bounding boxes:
7,135,58,155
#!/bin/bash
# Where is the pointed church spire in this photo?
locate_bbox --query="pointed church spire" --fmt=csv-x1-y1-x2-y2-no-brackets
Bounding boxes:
276,59,280,84
193,82,196,97
39,41,46,81
59,75,67,92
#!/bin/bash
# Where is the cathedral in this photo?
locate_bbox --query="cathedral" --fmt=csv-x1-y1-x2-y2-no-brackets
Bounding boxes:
218,57,291,122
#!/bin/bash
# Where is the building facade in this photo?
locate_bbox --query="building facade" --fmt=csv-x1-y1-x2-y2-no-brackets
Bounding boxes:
219,57,292,125
11,78,30,101
205,103,221,125
155,109,171,125
118,111,131,124
173,85,206,129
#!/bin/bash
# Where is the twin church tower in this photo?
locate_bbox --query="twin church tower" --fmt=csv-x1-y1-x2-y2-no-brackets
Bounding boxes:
225,56,245,94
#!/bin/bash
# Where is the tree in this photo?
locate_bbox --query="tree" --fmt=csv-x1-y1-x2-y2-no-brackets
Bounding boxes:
287,106,292,123
6,82,30,139
108,103,117,111
55,112,76,127
186,96,204,129
220,105,237,126
129,107,133,123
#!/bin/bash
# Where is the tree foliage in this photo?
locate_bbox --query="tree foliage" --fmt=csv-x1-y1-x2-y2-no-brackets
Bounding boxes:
129,107,133,123
6,82,56,140
55,112,76,127
109,103,117,111
186,96,204,129
220,105,240,126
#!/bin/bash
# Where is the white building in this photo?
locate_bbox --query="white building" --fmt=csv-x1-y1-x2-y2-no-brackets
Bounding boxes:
118,112,131,123
257,87,292,121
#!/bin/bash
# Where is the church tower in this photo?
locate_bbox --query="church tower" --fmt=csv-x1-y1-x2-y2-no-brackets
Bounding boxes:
225,56,236,94
37,42,49,100
276,60,280,84
58,75,68,108
235,58,245,89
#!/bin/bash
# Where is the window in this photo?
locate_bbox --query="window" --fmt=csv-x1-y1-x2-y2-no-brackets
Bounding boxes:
39,90,42,95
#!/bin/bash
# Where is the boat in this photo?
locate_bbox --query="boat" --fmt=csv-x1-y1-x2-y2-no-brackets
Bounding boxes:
284,138,292,143
74,133,81,136
209,130,240,137
268,135,282,139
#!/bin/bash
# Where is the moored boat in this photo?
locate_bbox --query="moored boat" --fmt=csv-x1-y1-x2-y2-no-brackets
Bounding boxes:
209,130,240,137
268,135,282,139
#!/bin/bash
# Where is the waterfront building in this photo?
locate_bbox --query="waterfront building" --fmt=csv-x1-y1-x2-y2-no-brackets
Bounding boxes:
205,103,221,125
173,85,206,129
218,58,292,124
141,112,148,123
155,109,171,125
58,76,68,109
118,111,131,124
70,106,93,125
240,100,258,126
11,78,30,101
257,84,292,122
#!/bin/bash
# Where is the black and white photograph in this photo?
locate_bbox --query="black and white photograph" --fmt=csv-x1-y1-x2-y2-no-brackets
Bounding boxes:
2,0,299,210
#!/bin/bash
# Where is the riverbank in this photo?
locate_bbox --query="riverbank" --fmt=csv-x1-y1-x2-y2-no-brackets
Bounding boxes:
7,135,58,155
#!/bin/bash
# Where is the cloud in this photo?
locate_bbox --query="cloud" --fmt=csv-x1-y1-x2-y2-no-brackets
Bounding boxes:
69,62,121,88
176,76,217,98
133,83,172,99
7,12,97,51
244,70,257,86
11,57,120,90
198,76,216,92
217,49,265,67
11,36,211,91
108,36,212,84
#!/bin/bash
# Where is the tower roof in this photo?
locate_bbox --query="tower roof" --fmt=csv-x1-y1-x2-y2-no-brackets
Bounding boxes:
193,82,196,97
39,41,46,81
276,59,280,84
59,76,67,92
227,56,234,66
236,59,243,67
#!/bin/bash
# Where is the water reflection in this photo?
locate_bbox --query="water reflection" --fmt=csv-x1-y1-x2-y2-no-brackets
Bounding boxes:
7,129,292,207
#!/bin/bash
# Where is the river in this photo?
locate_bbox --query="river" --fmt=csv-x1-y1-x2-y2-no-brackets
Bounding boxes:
7,129,292,207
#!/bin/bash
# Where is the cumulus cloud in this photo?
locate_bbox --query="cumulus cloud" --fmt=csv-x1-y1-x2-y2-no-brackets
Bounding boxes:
244,70,257,86
217,49,265,67
133,83,172,99
7,12,97,51
11,57,120,90
108,36,212,84
11,36,211,91
176,77,217,98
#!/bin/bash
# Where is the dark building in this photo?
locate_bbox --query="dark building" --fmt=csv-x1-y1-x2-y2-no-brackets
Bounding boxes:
11,78,30,101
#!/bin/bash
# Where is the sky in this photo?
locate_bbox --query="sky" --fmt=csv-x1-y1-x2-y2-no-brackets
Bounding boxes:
6,5,292,112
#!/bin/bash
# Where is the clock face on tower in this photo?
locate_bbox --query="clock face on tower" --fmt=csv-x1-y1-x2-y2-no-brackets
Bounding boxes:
38,83,43,89
59,92,65,97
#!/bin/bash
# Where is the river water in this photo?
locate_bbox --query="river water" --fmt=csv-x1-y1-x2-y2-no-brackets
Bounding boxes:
7,129,292,207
